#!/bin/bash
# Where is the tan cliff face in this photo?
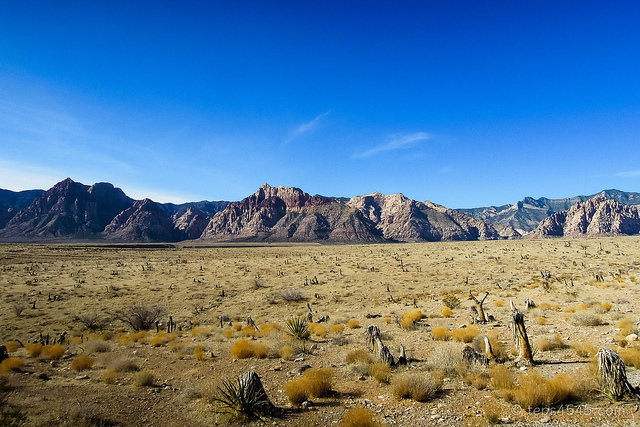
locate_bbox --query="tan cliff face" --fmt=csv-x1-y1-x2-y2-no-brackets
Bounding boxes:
529,195,640,238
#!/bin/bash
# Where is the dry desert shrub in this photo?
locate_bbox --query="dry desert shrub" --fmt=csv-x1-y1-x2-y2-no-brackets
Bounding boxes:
564,305,576,313
441,307,453,318
451,326,480,343
347,319,360,329
330,324,344,334
442,294,461,309
384,317,392,324
426,341,464,375
281,288,304,302
392,372,442,402
570,311,603,326
342,407,379,427
458,363,490,390
0,358,23,372
115,303,166,331
230,339,269,359
600,301,612,312
536,334,567,352
430,326,451,341
536,316,547,325
223,328,234,339
133,370,155,387
41,344,65,360
577,303,589,311
369,362,391,384
106,354,139,372
84,339,111,354
103,369,118,384
494,300,505,307
233,324,243,331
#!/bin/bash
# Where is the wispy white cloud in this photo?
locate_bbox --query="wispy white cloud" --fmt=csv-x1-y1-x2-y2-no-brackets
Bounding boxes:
615,170,640,177
353,132,432,158
282,110,331,146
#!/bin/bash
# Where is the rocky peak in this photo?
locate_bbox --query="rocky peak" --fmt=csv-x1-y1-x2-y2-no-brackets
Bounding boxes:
104,198,178,242
529,195,640,238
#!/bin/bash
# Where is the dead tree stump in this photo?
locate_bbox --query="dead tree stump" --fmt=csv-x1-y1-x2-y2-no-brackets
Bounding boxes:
597,348,640,401
510,300,534,366
469,291,489,323
0,345,7,363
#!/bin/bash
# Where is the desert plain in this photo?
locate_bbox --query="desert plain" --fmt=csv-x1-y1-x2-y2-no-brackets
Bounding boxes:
2,237,640,426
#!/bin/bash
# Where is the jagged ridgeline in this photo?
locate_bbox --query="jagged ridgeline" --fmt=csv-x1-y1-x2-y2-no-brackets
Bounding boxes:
0,178,639,242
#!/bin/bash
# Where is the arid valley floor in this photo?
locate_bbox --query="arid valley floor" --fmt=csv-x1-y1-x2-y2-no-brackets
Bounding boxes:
2,238,640,426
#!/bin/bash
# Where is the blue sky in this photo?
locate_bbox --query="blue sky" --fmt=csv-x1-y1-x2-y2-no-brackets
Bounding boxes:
1,1,639,208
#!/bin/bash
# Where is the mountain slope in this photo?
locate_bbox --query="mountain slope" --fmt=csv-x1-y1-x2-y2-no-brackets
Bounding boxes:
528,195,640,238
103,198,180,242
0,189,45,228
457,189,640,233
0,178,133,240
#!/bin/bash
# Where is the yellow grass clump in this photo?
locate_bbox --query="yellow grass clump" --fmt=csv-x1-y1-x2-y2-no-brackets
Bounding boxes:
536,316,547,325
309,323,327,338
279,345,294,360
617,320,637,336
4,342,21,353
494,300,505,307
601,302,612,312
232,323,243,331
258,322,281,336
489,365,515,390
431,326,451,341
572,342,597,358
284,377,310,406
222,328,234,339
401,310,424,330
451,326,479,343
536,334,566,352
346,349,373,364
564,305,576,313
25,343,43,357
133,371,155,387
330,324,344,334
42,344,65,360
618,347,640,369
577,303,588,311
384,317,392,324
191,327,212,339
342,407,379,427
303,367,333,397
68,336,83,345
0,357,23,372
347,319,360,329
103,369,118,384
230,339,269,359
193,345,206,361
71,355,94,371
441,306,453,318
369,362,391,384
392,372,442,402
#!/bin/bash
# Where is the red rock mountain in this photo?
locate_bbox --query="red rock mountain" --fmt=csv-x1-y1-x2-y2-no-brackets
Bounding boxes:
528,195,640,238
200,184,513,242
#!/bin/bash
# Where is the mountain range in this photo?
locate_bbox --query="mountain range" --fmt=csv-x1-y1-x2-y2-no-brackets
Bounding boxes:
1,178,639,243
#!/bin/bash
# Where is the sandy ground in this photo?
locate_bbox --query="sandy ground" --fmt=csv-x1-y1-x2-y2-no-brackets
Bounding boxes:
1,237,640,426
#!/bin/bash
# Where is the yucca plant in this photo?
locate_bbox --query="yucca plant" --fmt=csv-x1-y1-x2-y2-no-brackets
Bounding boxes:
213,373,273,419
286,316,309,340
